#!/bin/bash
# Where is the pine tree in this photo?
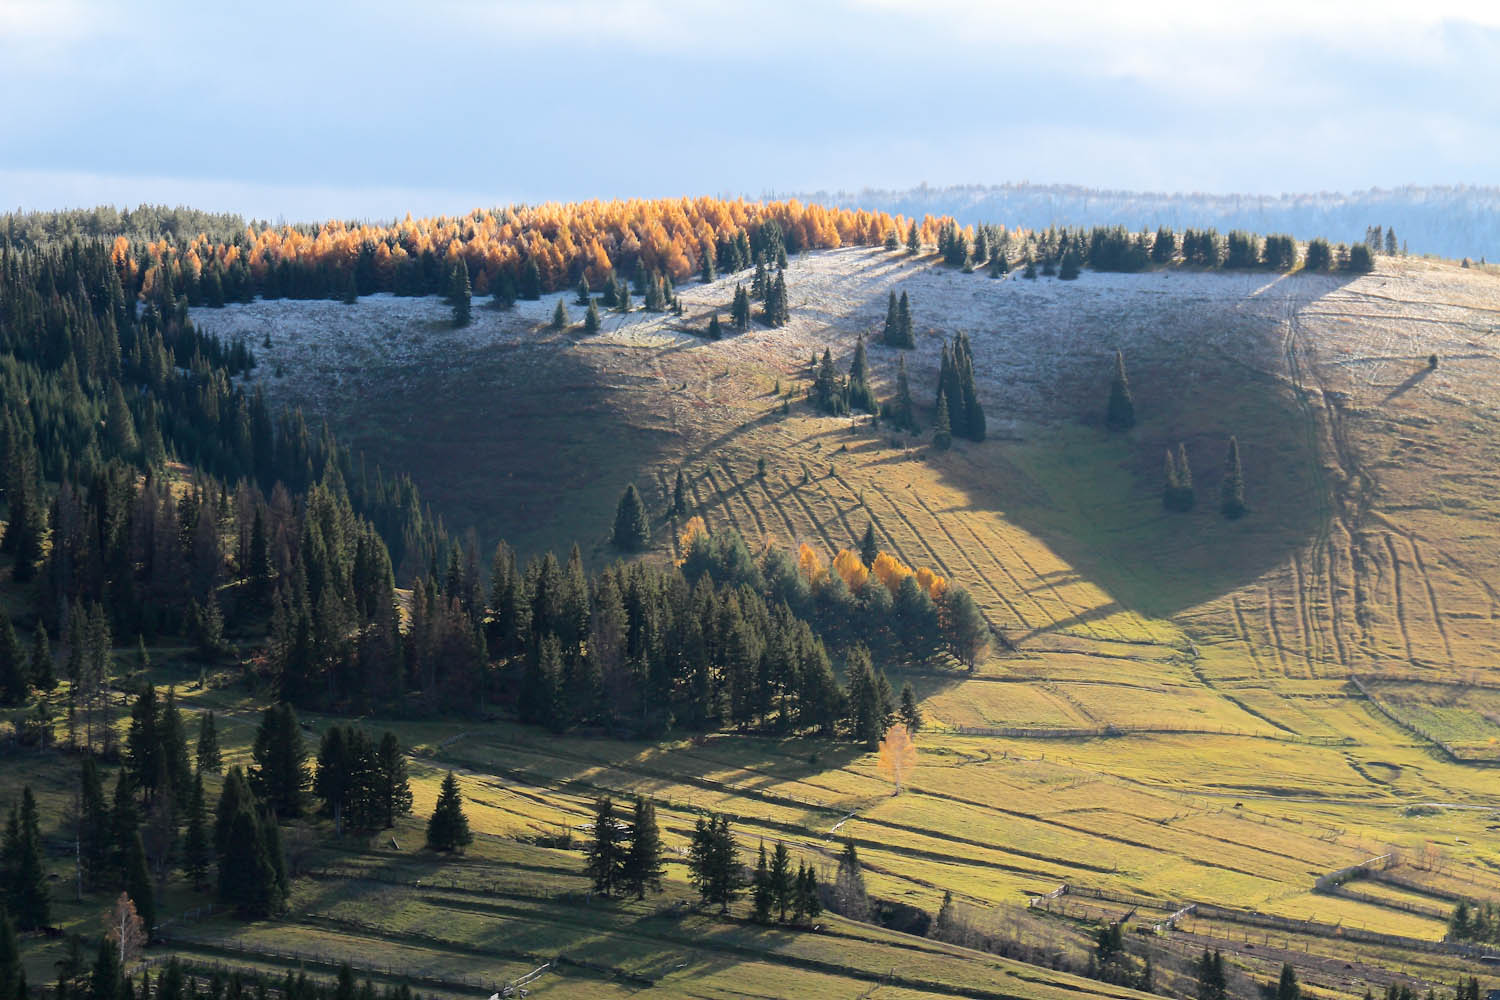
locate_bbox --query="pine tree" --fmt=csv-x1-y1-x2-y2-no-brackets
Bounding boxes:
425,771,471,852
899,682,922,733
621,797,664,900
576,276,591,305
859,523,878,568
881,291,900,346
896,291,914,348
706,314,722,340
551,298,569,330
491,269,516,309
520,259,543,300
891,356,916,432
672,471,688,517
217,801,280,918
751,842,773,923
731,285,751,330
1165,443,1195,512
688,815,744,913
1220,436,1247,519
78,758,110,892
2,789,48,930
196,712,221,773
374,731,413,829
583,796,625,896
0,615,25,707
905,221,921,255
612,484,651,551
28,624,54,692
932,392,952,451
1276,963,1300,1000
182,771,210,890
769,841,793,922
249,703,309,818
763,271,790,327
1059,249,1082,280
1105,350,1135,430
700,246,716,283
314,726,352,836
123,832,154,937
448,260,471,328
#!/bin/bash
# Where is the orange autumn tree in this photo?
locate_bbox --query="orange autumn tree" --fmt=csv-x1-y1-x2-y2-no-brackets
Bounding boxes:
831,549,869,592
118,198,943,305
797,543,828,586
877,723,917,794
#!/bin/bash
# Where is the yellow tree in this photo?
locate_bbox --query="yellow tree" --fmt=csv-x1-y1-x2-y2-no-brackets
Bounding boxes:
831,549,869,592
876,724,917,795
105,892,147,967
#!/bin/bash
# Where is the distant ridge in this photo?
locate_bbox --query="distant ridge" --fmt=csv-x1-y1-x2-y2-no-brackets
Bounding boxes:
792,183,1500,261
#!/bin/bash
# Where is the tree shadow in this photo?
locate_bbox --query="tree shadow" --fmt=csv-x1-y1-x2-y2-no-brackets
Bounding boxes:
1381,365,1433,402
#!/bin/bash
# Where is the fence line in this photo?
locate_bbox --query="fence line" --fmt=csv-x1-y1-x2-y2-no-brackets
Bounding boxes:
950,723,1349,746
1348,677,1496,765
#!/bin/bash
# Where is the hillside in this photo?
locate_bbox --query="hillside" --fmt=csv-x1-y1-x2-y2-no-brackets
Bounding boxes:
7,232,1500,1000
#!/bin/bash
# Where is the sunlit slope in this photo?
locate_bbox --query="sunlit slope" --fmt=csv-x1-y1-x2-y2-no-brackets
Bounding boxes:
228,248,1500,744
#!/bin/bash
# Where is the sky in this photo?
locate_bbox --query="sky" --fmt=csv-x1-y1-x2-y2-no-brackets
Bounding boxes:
2,0,1498,222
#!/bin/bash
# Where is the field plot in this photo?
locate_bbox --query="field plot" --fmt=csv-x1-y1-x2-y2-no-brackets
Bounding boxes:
142,250,1500,997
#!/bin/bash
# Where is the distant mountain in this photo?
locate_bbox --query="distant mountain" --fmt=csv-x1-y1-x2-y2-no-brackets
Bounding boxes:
793,183,1500,261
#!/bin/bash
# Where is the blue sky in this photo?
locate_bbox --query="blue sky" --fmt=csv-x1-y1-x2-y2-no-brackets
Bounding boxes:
2,0,1497,221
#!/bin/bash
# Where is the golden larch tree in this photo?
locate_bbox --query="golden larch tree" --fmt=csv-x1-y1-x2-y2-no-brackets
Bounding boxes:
876,723,917,794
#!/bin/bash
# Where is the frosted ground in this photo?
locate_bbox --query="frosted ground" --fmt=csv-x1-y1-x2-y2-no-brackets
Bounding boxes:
199,246,1411,431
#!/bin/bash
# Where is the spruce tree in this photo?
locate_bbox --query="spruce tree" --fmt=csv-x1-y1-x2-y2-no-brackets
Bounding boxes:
196,712,221,773
249,703,309,818
612,484,651,551
769,841,793,922
576,276,591,305
448,260,471,328
78,758,110,892
521,259,543,300
932,393,952,451
896,291,914,348
123,832,154,937
1105,350,1136,431
28,624,54,692
425,771,471,852
899,682,922,733
905,221,921,255
182,771,210,890
882,291,900,346
731,285,751,330
859,522,879,569
583,299,600,334
892,356,916,431
217,803,279,917
3,789,48,929
672,470,688,517
751,842,773,923
551,298,569,330
700,246,716,283
621,797,664,900
1221,436,1247,519
584,797,625,897
374,731,413,829
706,314,722,340
1276,963,1300,1000
0,616,25,707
